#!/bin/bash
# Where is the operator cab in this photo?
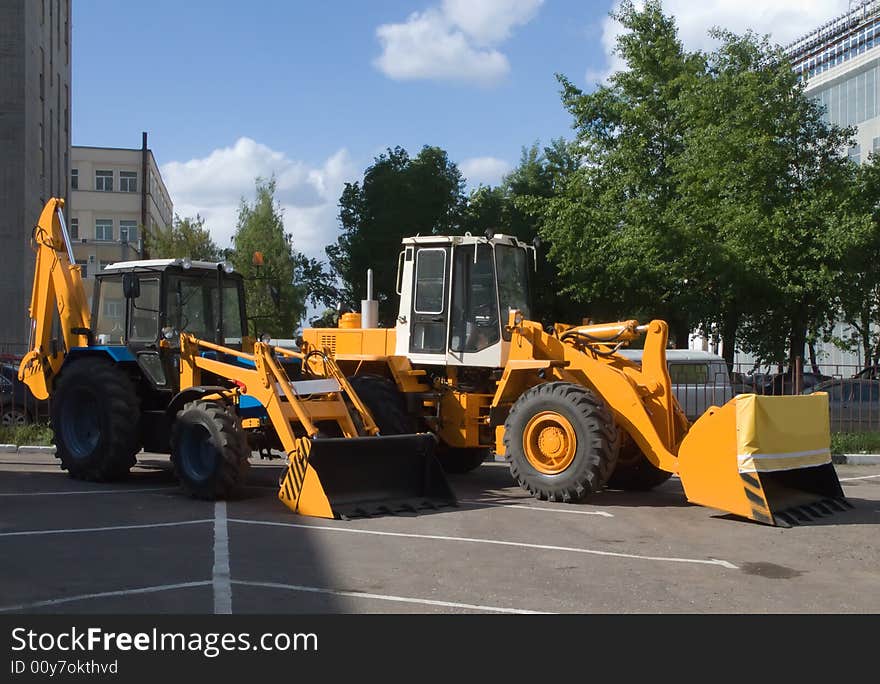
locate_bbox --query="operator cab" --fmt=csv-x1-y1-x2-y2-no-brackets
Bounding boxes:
91,259,248,390
395,234,535,368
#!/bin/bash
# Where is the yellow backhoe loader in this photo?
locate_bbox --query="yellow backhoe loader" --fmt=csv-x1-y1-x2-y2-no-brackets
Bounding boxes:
302,232,850,527
18,198,453,518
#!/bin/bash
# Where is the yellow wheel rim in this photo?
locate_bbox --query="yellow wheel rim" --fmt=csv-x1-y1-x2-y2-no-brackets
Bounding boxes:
523,411,577,474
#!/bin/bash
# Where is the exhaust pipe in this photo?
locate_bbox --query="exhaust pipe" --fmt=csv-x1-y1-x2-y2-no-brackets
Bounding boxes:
361,268,378,329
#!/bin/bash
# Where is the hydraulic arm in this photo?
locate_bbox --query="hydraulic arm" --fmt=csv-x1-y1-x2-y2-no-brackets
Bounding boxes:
18,198,92,400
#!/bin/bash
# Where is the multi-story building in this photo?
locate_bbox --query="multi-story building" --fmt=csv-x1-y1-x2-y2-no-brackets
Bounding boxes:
0,0,72,353
786,0,880,163
70,134,174,302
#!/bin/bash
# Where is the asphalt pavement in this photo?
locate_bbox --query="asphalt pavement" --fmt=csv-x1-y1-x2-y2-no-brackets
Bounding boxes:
1,451,878,613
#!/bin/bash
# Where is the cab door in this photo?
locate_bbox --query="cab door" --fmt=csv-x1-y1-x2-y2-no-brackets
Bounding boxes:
409,246,450,358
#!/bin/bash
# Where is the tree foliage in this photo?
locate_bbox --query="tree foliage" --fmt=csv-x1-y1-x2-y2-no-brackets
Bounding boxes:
327,145,466,325
530,0,703,346
530,0,864,365
146,215,222,261
229,178,304,338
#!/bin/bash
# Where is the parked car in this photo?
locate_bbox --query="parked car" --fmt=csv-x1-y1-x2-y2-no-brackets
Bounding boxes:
803,378,880,433
0,362,49,426
616,350,733,421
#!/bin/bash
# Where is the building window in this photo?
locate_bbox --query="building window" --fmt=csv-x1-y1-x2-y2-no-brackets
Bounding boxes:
849,144,861,165
75,259,88,279
95,170,113,192
69,218,78,239
95,219,113,241
70,168,78,190
120,220,137,244
119,171,137,193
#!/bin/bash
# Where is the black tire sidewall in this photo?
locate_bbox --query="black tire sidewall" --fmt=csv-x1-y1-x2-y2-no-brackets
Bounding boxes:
347,374,415,434
51,358,140,480
505,383,616,501
171,401,249,499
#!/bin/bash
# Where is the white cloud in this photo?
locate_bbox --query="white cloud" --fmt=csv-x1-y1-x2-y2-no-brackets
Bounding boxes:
375,0,544,85
590,0,850,83
460,156,512,187
161,138,356,259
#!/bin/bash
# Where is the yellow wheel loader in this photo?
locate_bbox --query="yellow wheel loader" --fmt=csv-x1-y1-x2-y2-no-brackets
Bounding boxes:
17,198,453,518
302,233,850,526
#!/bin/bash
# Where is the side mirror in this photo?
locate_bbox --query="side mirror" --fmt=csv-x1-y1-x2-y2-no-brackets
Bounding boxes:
122,272,140,299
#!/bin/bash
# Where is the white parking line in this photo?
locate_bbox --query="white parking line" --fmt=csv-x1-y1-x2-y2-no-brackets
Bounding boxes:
839,474,880,481
0,519,212,538
233,580,547,614
0,581,211,613
213,502,232,614
0,487,176,497
229,518,738,570
458,500,613,517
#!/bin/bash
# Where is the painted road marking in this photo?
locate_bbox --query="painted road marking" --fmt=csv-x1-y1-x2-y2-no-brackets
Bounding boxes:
0,581,211,613
229,518,738,570
213,502,232,614
0,486,176,497
839,474,880,481
233,580,547,614
458,499,613,517
0,519,212,538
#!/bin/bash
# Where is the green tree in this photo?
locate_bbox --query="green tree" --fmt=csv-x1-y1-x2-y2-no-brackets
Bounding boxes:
674,30,863,368
146,215,222,261
530,0,703,346
229,178,304,338
832,154,880,368
327,145,466,325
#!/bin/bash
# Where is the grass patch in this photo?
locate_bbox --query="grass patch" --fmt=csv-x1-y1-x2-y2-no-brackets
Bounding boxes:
0,423,54,446
831,432,880,455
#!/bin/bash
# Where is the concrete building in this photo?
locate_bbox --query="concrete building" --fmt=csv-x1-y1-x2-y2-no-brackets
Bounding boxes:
0,0,72,353
69,135,174,302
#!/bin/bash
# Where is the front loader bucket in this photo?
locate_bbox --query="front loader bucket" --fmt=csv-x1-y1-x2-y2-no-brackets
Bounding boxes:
278,433,456,519
677,393,850,526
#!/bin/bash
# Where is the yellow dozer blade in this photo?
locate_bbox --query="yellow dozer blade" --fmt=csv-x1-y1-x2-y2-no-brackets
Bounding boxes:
278,433,456,519
677,393,849,526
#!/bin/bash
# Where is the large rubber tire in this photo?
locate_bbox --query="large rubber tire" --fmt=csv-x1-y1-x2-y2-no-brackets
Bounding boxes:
504,382,618,503
347,375,416,434
171,400,251,500
437,446,489,474
605,432,673,491
51,357,141,481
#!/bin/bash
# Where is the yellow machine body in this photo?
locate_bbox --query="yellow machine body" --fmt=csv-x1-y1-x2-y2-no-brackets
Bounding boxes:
179,336,454,520
303,310,847,526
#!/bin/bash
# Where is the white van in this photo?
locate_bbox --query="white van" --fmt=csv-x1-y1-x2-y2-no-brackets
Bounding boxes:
615,349,733,421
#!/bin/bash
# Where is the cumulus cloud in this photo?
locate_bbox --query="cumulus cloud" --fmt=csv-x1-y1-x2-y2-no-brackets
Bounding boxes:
161,138,356,259
375,0,544,85
590,0,851,83
460,156,512,187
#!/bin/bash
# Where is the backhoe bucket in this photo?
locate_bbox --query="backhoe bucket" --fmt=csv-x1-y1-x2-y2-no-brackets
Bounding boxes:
278,433,456,519
677,393,849,526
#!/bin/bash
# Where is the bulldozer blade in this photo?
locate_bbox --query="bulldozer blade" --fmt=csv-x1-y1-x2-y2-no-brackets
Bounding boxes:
677,393,848,526
278,433,456,519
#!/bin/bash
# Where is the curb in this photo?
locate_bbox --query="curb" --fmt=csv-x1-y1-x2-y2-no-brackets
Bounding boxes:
0,445,55,455
834,453,880,465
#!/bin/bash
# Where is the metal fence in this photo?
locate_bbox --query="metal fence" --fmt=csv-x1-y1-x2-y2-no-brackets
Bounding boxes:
730,362,879,433
0,351,876,434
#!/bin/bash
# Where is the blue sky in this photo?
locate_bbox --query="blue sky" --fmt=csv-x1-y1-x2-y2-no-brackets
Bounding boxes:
71,0,849,257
